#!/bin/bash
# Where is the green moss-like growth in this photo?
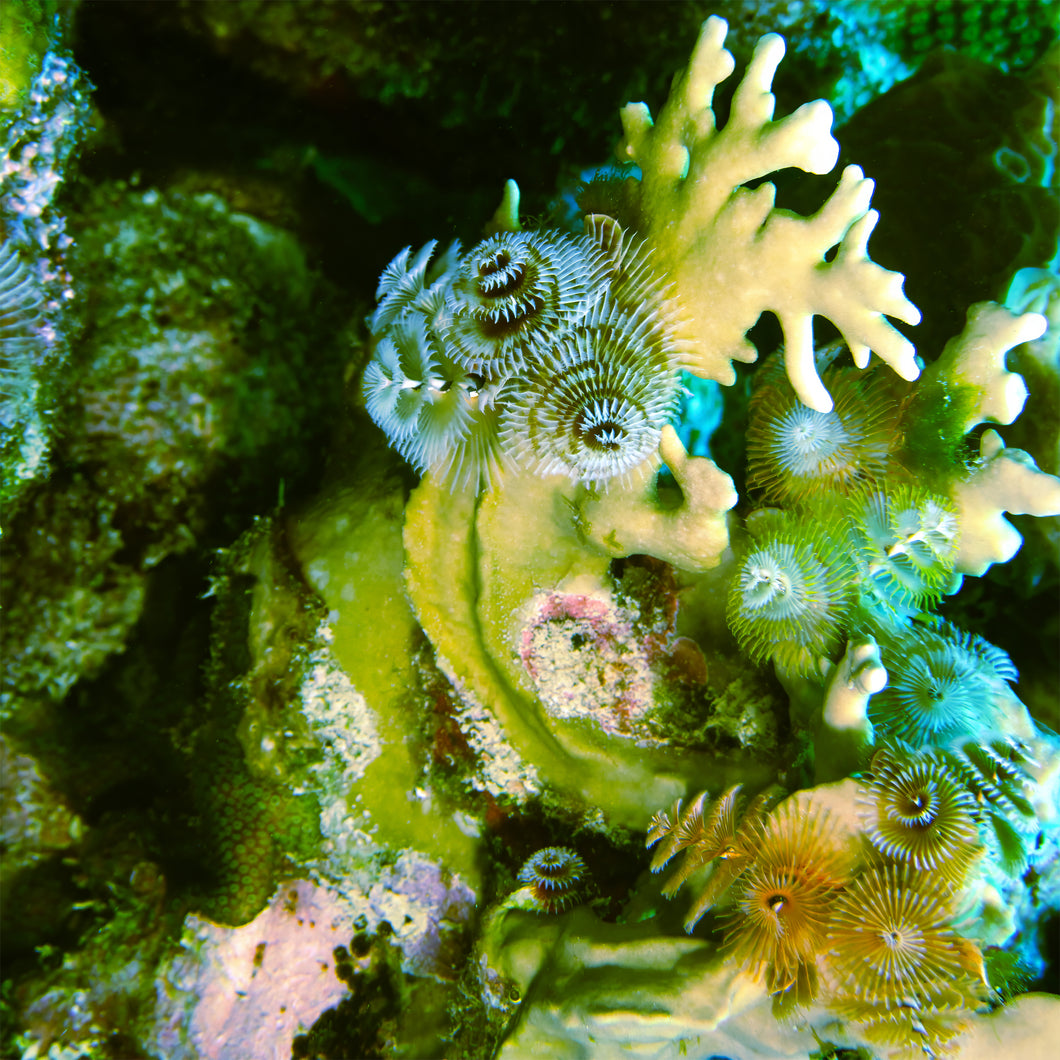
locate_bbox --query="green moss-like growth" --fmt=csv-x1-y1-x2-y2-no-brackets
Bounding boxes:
0,0,62,110
899,376,982,481
1,475,145,711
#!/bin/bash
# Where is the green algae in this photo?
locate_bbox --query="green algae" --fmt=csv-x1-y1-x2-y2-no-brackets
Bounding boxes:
0,0,61,110
900,376,985,481
288,449,482,887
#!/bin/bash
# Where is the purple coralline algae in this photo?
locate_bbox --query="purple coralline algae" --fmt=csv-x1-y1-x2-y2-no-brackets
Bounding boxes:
152,860,475,1060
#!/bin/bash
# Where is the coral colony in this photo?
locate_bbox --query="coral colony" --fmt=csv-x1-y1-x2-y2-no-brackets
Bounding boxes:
357,12,1060,1059
5,7,1060,1060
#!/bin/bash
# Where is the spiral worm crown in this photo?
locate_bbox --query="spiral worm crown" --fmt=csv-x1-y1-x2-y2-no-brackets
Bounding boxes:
516,846,588,914
727,518,853,676
0,239,45,424
848,484,960,613
860,745,980,882
502,294,681,485
361,223,681,491
870,623,1011,747
445,230,606,374
827,864,975,1006
746,367,897,504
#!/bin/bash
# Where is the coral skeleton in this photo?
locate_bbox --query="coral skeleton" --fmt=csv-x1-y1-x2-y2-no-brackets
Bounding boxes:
919,301,1045,433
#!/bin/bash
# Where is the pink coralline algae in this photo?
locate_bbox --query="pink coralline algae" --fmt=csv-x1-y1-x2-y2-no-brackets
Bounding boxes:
366,851,477,979
518,580,700,738
152,856,476,1059
152,879,361,1060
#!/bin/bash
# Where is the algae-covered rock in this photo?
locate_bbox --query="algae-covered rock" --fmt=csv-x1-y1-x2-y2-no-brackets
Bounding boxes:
1,475,146,710
65,183,347,545
2,183,347,719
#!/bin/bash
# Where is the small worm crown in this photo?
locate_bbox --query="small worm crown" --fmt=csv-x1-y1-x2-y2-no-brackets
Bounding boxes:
938,739,1039,875
515,846,588,915
646,783,772,932
826,863,987,1055
649,780,992,1041
847,484,961,613
727,511,856,677
361,218,683,491
859,742,982,884
746,364,899,505
870,622,1016,747
726,472,969,676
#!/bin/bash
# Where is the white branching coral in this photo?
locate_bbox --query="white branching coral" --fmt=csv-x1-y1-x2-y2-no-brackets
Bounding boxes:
905,301,1059,576
920,302,1046,431
617,14,921,413
574,425,736,572
822,637,886,735
953,428,1060,576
